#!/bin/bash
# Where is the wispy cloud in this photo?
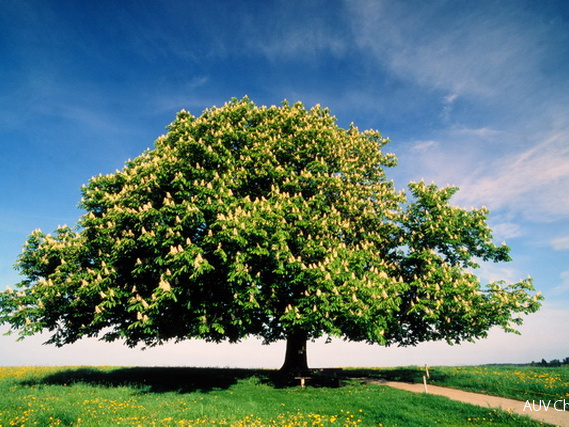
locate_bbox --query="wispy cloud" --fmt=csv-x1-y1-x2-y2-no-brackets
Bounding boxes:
551,236,569,251
450,127,502,139
243,20,348,62
441,93,458,122
552,271,569,295
395,122,569,225
410,140,439,152
491,221,524,240
455,129,569,221
475,262,522,285
345,1,563,101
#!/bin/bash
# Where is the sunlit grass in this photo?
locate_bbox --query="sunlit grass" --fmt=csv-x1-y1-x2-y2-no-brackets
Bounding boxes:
434,365,569,402
0,366,548,426
349,364,569,402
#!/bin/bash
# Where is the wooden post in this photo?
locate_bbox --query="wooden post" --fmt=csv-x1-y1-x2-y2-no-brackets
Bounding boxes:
295,377,310,388
423,364,429,393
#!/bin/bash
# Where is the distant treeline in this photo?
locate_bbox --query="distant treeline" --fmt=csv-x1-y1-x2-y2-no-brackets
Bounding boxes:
529,357,569,367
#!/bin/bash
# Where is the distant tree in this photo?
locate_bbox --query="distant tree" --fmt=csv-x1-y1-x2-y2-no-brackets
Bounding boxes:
533,357,568,367
0,98,543,374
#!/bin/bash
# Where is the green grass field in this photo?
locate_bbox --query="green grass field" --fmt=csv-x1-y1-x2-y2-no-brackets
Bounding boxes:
351,364,569,402
0,366,556,426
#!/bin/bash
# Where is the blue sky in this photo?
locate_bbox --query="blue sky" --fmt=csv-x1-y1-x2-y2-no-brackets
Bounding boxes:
1,0,568,368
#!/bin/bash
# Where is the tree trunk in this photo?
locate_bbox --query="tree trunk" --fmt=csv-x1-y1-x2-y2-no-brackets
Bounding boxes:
280,330,310,375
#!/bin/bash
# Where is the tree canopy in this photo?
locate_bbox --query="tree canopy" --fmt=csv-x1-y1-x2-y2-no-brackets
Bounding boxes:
0,98,543,372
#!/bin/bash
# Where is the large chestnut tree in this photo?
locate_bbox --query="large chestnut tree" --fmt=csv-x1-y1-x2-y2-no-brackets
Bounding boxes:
0,98,542,374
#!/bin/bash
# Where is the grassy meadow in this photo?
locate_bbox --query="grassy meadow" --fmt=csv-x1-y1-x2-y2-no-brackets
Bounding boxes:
0,365,559,426
352,364,569,402
428,365,569,403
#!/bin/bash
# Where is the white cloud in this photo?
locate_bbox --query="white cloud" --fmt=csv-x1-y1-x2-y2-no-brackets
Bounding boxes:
410,140,439,152
491,222,524,240
551,271,569,295
441,93,458,122
445,128,569,222
474,262,521,285
246,26,347,62
444,93,458,104
345,1,549,99
450,127,502,139
396,125,569,225
228,3,350,63
551,236,569,251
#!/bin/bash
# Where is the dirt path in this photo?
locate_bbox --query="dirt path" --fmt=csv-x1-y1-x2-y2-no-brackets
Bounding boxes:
361,379,569,427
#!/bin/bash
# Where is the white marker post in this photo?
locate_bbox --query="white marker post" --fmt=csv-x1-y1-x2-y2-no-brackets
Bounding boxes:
423,364,430,393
